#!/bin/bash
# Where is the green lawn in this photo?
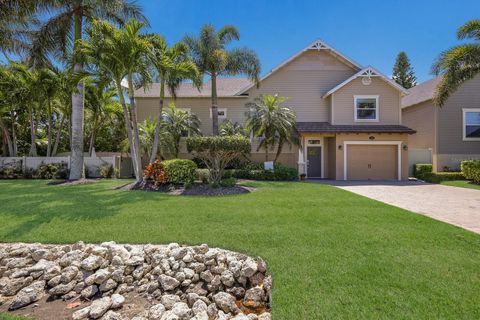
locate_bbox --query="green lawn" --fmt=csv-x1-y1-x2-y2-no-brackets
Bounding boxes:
0,180,479,319
0,315,31,320
441,180,480,190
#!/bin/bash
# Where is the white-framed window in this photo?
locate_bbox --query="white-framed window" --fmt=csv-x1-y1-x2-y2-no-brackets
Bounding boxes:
463,108,480,141
210,108,227,119
354,95,379,122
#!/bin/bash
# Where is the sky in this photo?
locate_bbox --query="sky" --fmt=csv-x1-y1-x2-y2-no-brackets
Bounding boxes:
139,0,480,83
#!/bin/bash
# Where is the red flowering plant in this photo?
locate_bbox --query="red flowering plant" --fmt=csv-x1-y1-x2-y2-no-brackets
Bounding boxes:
143,160,168,185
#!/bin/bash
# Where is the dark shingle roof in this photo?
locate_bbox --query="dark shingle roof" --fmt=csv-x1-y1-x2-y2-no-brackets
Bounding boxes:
134,78,252,98
401,77,441,108
296,122,416,134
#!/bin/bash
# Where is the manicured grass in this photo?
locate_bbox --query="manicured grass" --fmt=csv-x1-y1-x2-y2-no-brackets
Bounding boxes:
441,180,480,190
0,180,479,319
0,314,31,320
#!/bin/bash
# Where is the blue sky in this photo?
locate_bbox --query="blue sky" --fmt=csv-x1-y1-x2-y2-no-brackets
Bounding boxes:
140,0,480,83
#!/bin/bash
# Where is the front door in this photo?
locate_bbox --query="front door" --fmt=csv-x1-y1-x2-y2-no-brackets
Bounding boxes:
307,146,322,177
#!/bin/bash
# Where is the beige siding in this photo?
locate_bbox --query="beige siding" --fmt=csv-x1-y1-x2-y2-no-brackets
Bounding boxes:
334,133,409,180
437,74,480,154
402,101,436,150
332,77,402,125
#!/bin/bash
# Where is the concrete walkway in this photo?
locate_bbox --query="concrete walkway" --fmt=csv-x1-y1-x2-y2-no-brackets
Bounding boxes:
314,180,480,234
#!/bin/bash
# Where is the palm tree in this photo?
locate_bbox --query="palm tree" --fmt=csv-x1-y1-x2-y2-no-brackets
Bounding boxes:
147,35,200,163
28,0,147,179
184,24,261,135
161,105,201,158
219,119,246,136
76,19,152,181
246,94,299,162
432,19,480,106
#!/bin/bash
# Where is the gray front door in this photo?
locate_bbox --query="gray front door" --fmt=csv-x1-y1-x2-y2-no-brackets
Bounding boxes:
307,146,322,177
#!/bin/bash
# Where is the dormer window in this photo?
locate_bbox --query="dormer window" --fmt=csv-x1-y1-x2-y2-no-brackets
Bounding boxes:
354,95,379,122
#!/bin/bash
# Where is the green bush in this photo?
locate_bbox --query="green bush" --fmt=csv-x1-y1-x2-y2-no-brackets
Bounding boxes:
99,164,115,178
414,164,432,179
223,162,298,181
421,172,464,183
33,162,69,179
195,169,210,183
461,160,480,183
187,136,251,184
162,159,197,185
219,177,237,188
0,161,23,179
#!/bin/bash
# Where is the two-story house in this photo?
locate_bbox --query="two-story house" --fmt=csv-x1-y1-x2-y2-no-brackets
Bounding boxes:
402,75,480,172
135,40,415,180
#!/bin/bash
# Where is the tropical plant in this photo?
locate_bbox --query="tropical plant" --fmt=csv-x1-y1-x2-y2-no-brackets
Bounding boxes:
392,51,416,89
432,19,480,106
184,24,261,135
77,19,152,181
27,0,147,179
245,94,299,162
219,119,246,136
161,105,201,158
147,35,200,163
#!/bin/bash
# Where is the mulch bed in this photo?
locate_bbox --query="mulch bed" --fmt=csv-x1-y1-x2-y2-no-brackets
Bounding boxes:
117,180,254,196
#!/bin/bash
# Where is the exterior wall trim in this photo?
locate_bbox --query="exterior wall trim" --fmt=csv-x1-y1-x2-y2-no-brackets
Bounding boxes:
343,140,402,181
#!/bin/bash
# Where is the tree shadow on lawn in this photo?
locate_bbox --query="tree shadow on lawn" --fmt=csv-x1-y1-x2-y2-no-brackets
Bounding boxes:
0,180,174,241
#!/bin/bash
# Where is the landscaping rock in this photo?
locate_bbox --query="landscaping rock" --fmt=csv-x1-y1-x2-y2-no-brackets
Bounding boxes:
159,274,180,291
89,296,112,319
8,280,45,310
148,303,166,320
213,292,240,314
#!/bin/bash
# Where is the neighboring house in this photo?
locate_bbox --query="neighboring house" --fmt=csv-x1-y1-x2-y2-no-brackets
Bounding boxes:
136,40,415,180
402,76,480,172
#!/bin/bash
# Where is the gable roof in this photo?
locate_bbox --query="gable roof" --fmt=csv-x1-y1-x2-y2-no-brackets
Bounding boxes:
134,77,252,98
235,39,363,95
401,77,441,108
322,66,409,98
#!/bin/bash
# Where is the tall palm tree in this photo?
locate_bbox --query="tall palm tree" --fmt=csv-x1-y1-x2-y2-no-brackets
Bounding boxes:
76,19,152,181
147,35,200,163
246,94,299,162
184,24,261,135
161,105,201,158
28,0,147,179
219,119,246,137
432,19,480,106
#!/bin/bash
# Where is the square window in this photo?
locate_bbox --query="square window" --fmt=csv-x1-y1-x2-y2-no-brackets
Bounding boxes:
354,96,378,122
210,108,227,119
463,109,480,140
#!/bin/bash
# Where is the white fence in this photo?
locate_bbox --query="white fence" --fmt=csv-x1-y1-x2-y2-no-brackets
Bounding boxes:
408,149,433,176
0,156,134,178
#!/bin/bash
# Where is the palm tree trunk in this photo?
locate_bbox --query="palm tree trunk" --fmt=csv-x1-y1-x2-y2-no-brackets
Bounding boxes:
69,11,85,180
127,73,143,182
0,117,13,156
52,113,65,156
11,111,17,156
29,108,37,156
149,79,165,163
116,81,139,179
46,98,53,157
88,116,98,156
274,139,284,162
211,73,219,136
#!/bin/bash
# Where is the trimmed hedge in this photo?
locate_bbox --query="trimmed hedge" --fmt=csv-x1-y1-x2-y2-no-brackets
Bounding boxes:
413,164,432,179
461,160,480,183
33,162,69,179
223,163,298,181
162,159,197,185
421,172,464,183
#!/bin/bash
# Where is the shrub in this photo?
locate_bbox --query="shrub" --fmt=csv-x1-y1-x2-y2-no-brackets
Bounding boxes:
223,162,298,181
195,169,210,184
143,160,167,185
187,136,251,184
421,172,464,183
219,177,237,188
414,164,432,179
33,162,69,179
461,160,480,183
0,160,23,179
162,159,197,185
99,164,115,178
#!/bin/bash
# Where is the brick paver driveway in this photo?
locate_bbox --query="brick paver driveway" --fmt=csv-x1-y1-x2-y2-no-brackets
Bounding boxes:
316,180,480,234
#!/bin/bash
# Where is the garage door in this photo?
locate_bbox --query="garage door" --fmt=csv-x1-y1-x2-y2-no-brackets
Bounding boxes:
346,145,397,180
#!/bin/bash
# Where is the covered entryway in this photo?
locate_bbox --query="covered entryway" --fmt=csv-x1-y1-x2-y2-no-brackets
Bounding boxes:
345,143,399,180
307,146,322,178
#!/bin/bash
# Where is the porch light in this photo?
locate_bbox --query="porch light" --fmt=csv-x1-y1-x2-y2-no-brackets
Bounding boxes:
338,145,343,150
403,144,408,151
